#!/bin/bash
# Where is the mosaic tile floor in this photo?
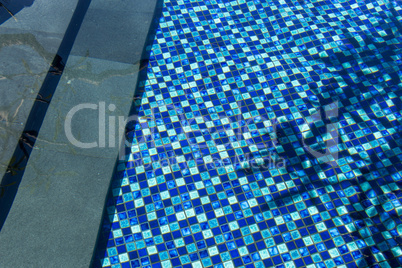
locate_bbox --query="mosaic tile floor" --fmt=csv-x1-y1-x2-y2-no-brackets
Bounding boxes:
94,0,402,267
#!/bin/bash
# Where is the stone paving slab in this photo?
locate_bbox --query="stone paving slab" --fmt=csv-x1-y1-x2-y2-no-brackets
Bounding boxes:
0,0,77,180
0,0,157,266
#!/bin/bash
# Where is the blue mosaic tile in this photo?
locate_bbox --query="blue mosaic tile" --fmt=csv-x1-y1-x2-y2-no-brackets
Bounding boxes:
94,0,402,267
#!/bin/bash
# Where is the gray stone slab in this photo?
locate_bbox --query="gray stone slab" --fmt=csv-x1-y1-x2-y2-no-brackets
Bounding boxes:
0,0,158,266
0,55,142,267
0,37,49,176
0,0,157,178
0,0,78,179
0,121,23,174
31,55,140,158
0,27,64,61
88,0,157,14
1,0,78,35
71,8,154,63
0,149,116,267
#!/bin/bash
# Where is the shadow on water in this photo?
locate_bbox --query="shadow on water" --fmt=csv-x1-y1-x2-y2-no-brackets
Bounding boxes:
241,105,402,266
0,0,34,25
251,125,402,267
242,1,402,266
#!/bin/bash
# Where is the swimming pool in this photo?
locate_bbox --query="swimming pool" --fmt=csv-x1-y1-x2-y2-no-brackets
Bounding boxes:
0,0,402,267
92,0,402,268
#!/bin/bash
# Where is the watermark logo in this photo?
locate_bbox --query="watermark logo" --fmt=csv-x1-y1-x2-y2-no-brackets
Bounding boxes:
64,100,340,168
64,101,142,160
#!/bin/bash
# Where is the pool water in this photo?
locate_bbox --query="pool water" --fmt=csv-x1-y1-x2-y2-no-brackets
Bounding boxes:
94,0,402,267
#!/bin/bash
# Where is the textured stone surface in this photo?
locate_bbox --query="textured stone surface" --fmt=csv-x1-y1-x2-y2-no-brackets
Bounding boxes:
0,0,157,266
0,0,76,179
